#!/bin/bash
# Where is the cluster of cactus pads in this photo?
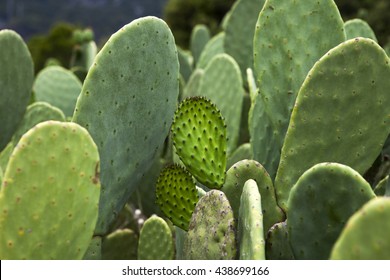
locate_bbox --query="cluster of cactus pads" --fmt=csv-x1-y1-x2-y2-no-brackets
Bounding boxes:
1,0,390,260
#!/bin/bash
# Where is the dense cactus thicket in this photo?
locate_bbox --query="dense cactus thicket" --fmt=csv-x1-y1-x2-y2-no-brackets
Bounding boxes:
1,0,390,260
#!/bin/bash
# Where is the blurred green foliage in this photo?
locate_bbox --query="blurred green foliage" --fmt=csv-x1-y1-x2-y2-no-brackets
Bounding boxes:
164,0,235,49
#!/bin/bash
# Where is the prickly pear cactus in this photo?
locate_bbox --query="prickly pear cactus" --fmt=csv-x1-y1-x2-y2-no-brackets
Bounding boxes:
251,0,345,179
138,216,174,260
182,69,204,99
197,32,225,69
344,19,377,42
265,221,295,260
33,66,82,117
72,17,179,235
330,197,390,260
287,163,375,260
0,121,100,259
175,226,187,260
177,46,193,82
221,160,284,234
0,29,34,151
83,237,102,260
275,38,390,210
198,54,244,152
156,165,199,231
190,24,210,65
184,190,236,260
12,102,65,145
102,229,138,260
238,179,265,260
227,143,253,169
172,97,227,189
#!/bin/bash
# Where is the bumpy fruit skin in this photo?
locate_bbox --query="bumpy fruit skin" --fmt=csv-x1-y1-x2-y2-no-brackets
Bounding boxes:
238,179,265,260
184,190,236,260
156,165,199,231
0,121,100,259
344,19,377,42
251,0,345,180
72,17,179,235
287,163,375,260
0,30,34,151
330,197,390,260
138,216,174,260
172,97,227,189
265,221,295,260
275,38,390,211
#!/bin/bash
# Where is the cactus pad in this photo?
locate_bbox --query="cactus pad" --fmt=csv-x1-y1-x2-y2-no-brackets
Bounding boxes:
156,165,199,231
102,229,138,260
330,197,390,259
197,32,225,69
184,190,237,260
190,24,210,65
221,160,284,234
0,30,34,150
138,216,174,260
275,38,390,210
172,97,227,189
72,17,179,234
83,237,102,260
265,221,295,260
0,121,100,259
287,163,375,260
238,179,265,260
344,19,377,42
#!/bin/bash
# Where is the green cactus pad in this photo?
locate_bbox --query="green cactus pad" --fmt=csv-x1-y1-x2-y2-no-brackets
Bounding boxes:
221,160,284,234
138,216,174,260
72,17,179,235
198,54,244,152
374,175,388,196
344,19,377,42
227,143,253,169
246,68,257,104
287,163,375,260
238,179,265,260
0,121,100,259
83,237,102,260
12,102,66,145
197,32,225,69
265,221,295,260
184,190,236,260
275,38,390,210
33,66,82,117
156,165,199,231
102,229,138,260
175,226,187,260
251,0,345,179
182,69,204,99
177,46,193,82
330,197,390,260
224,0,265,78
190,24,211,65
172,97,227,189
0,142,14,173
0,30,34,150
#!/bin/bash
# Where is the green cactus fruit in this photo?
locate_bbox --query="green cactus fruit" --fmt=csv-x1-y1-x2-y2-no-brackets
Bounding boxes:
287,163,375,260
33,66,82,117
72,17,179,235
177,46,193,82
224,0,265,79
12,102,65,145
197,32,225,69
102,229,138,260
275,38,390,211
198,54,244,152
265,221,295,260
344,19,378,42
184,190,236,260
251,0,345,179
227,143,253,169
83,237,102,260
156,165,199,231
190,24,211,65
373,175,388,196
172,97,227,189
0,30,34,151
221,159,284,234
238,179,265,260
175,226,187,260
330,197,390,260
0,121,100,259
138,216,174,260
182,69,204,99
